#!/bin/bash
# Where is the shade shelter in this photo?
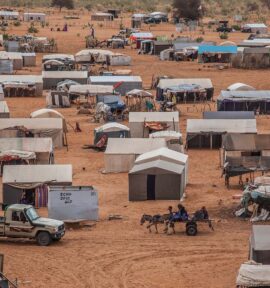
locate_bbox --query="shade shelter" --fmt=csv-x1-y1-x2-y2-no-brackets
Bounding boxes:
0,118,63,148
129,112,179,138
217,90,270,114
242,23,268,34
129,160,185,201
0,11,19,20
2,164,72,207
94,122,130,145
186,119,257,149
250,225,270,264
23,12,46,22
156,78,214,102
104,138,167,173
91,13,114,21
42,71,88,90
48,186,98,221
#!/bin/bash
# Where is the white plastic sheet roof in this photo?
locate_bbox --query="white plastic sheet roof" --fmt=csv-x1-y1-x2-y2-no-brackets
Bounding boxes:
135,147,188,165
227,83,255,91
3,164,72,183
0,118,63,130
129,112,179,122
30,108,65,120
244,23,267,28
236,264,270,286
95,122,130,133
69,84,114,95
149,131,182,140
187,119,257,133
158,78,213,89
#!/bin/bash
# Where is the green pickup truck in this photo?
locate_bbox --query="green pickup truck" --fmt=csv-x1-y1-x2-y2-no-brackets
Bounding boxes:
0,204,65,246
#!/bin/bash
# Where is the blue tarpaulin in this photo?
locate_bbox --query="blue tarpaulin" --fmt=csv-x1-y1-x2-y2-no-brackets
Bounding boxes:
198,45,237,54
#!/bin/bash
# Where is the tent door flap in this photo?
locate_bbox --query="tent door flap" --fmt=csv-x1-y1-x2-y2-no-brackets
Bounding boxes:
147,175,156,200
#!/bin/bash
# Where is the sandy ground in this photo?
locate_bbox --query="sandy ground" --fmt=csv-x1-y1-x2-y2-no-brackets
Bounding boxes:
0,10,270,287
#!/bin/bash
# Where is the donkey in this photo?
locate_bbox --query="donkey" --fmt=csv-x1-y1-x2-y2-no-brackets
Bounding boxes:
140,214,175,234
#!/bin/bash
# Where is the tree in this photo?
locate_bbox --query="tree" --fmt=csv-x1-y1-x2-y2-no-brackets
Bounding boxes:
51,0,74,11
173,0,203,20
260,0,270,8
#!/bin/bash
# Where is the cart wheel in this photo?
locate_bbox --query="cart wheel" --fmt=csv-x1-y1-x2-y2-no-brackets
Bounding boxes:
186,224,197,236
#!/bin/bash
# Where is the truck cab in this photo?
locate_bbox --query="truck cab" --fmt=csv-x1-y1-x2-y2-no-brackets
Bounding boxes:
0,204,65,246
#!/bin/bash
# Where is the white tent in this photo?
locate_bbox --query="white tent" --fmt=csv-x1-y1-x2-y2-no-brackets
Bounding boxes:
104,138,167,173
75,49,114,63
149,131,183,152
227,82,256,91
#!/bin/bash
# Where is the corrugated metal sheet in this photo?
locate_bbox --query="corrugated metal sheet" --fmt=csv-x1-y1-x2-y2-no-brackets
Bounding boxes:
187,119,257,133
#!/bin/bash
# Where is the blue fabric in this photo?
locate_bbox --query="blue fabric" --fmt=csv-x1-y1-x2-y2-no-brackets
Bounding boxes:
198,45,237,54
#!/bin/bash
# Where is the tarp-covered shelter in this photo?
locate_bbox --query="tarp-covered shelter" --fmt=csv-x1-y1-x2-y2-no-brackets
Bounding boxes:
129,112,179,138
42,54,75,65
2,164,72,207
94,122,130,145
91,12,114,21
0,11,19,20
236,263,270,287
135,147,188,186
149,131,184,152
203,111,255,119
109,54,131,66
186,119,257,149
42,71,88,89
156,78,214,102
88,76,142,96
250,225,270,264
217,90,270,114
227,82,255,91
46,91,70,108
48,186,98,221
0,75,43,97
23,12,46,22
0,101,9,118
0,118,63,148
242,23,268,34
130,32,155,49
75,49,114,64
129,160,185,201
0,138,54,164
232,47,270,69
198,45,237,63
0,52,23,70
22,53,36,67
222,133,270,179
104,138,167,173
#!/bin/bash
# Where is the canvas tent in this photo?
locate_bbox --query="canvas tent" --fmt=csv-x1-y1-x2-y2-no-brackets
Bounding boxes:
129,160,185,201
186,119,257,149
23,12,46,22
94,122,130,145
227,83,255,91
46,91,70,108
149,131,184,152
48,186,98,221
217,90,270,114
0,101,9,118
242,23,268,34
0,75,43,97
88,76,142,96
42,71,88,89
0,52,23,70
156,78,214,102
0,11,19,20
0,118,63,148
75,49,114,64
2,164,72,207
250,225,270,264
222,133,270,179
236,263,270,287
91,12,114,21
104,138,167,173
203,111,255,119
0,138,53,164
135,147,188,186
129,112,179,138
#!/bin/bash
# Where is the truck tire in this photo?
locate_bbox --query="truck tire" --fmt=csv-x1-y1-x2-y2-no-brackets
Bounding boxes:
186,224,197,236
36,232,52,246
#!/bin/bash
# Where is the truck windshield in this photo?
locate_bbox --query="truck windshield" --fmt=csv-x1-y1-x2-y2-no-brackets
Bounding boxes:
26,207,40,221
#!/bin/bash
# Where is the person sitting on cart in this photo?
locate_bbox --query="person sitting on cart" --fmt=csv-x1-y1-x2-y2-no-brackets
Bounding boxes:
171,204,189,222
193,206,209,221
